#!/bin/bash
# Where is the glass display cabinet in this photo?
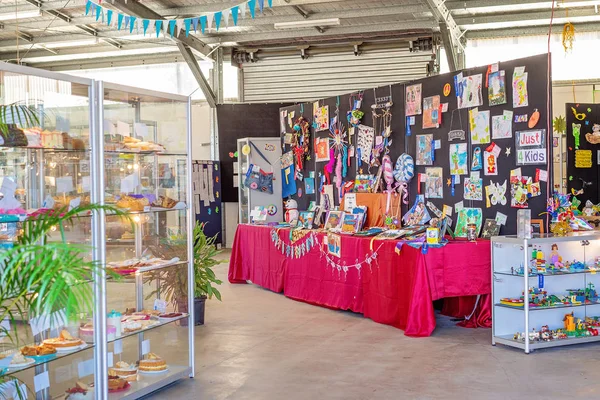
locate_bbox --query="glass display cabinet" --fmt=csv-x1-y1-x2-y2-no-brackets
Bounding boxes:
0,64,193,400
492,233,600,353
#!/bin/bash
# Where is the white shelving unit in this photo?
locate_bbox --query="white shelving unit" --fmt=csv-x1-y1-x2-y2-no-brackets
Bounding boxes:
492,232,600,353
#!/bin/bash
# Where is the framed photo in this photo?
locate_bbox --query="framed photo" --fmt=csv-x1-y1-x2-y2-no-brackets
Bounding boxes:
298,211,315,229
530,219,544,235
324,210,344,230
341,214,360,233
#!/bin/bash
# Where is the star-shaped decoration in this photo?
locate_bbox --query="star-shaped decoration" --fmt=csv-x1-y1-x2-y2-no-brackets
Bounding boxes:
447,178,452,186
505,147,511,157
359,168,363,174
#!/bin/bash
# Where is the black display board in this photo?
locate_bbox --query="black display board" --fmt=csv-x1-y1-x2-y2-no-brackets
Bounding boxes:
566,103,599,205
278,53,552,235
216,103,287,202
192,160,222,245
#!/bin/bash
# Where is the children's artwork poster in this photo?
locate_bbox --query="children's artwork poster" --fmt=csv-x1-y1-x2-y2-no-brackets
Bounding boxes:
405,84,422,116
515,129,546,165
449,143,468,175
512,67,529,108
403,195,431,225
357,124,375,164
305,177,315,194
315,137,330,162
424,167,443,199
422,95,440,129
491,111,513,139
455,208,483,238
457,74,483,109
575,149,592,168
192,160,222,245
471,147,482,171
487,180,507,206
464,176,483,201
469,108,490,144
484,151,497,175
416,134,434,165
313,102,329,131
510,175,531,208
326,232,341,258
488,70,507,106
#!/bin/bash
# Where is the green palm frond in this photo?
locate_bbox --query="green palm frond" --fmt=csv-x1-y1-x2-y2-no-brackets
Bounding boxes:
0,103,42,135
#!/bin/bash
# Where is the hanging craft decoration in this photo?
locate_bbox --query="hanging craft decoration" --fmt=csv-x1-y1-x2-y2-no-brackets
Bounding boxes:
575,149,593,168
572,123,582,149
554,115,567,134
469,108,491,144
424,167,443,199
514,114,528,123
422,95,441,129
85,0,270,36
562,21,575,53
347,91,365,127
448,109,466,141
416,134,434,165
291,116,311,171
512,67,529,108
585,124,600,144
356,124,375,166
327,103,349,199
471,147,482,171
488,70,507,106
457,74,483,109
393,153,414,204
449,143,468,175
382,155,394,192
405,84,422,116
371,86,393,167
313,102,329,131
455,208,483,238
491,111,513,139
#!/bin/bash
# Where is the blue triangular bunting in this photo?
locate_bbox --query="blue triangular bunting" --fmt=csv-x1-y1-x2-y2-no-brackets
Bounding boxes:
117,13,124,30
184,18,191,36
168,20,176,36
214,11,222,31
231,6,239,25
129,16,136,33
142,19,150,35
268,0,272,7
248,0,256,18
192,17,199,32
85,0,92,16
106,9,113,26
200,15,207,34
155,20,163,37
95,4,101,21
258,0,264,13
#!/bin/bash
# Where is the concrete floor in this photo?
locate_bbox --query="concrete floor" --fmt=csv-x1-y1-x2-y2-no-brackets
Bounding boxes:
151,250,600,400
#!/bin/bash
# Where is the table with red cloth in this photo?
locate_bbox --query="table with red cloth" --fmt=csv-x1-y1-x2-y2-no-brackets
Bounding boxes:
229,224,492,337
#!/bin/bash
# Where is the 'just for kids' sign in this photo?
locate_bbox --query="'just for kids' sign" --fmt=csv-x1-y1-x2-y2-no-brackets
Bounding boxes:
516,129,547,165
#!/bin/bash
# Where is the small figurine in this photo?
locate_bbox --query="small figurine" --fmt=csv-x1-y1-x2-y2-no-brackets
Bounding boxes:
549,244,564,269
564,312,576,334
284,198,299,225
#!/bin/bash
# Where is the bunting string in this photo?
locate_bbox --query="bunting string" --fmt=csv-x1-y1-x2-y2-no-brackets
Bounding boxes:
86,0,272,37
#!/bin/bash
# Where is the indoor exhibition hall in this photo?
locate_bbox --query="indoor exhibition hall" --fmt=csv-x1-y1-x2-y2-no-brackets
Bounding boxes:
0,0,600,399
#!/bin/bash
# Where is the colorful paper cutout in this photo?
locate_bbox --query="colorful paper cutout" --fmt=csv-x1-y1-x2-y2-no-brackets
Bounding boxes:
484,151,497,175
313,103,329,131
443,83,451,97
405,84,422,116
469,108,490,144
305,177,315,194
487,180,507,206
449,143,468,175
512,68,528,108
314,137,330,162
472,147,482,171
585,124,600,144
575,150,592,168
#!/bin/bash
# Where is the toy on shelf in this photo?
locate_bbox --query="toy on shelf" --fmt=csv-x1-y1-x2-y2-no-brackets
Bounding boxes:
549,244,564,269
500,286,599,309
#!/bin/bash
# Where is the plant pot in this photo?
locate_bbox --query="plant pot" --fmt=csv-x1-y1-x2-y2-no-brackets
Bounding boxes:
175,297,206,326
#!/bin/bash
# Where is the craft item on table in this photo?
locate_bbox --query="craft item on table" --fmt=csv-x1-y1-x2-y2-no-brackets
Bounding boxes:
528,109,540,128
416,134,434,165
314,137,330,162
313,102,329,131
585,124,600,144
467,147,481,172
484,151,497,176
403,195,431,226
383,191,402,229
516,129,547,166
297,211,314,229
492,111,513,139
457,74,483,109
405,83,422,116
455,208,483,238
488,70,507,106
422,95,440,129
393,153,414,204
341,213,361,233
464,176,483,201
281,164,297,197
572,123,582,149
424,167,443,199
481,219,500,238
512,67,528,107
426,227,440,244
326,232,342,257
283,199,299,226
356,124,375,165
382,155,394,192
324,210,344,230
582,200,596,217
515,114,528,123
469,108,490,144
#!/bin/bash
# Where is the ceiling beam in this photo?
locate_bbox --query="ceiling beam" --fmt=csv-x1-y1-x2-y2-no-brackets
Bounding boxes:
423,0,463,71
176,43,216,108
108,0,212,60
455,8,596,26
465,21,600,38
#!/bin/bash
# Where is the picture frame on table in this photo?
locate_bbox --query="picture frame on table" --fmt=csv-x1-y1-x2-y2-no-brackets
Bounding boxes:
326,232,341,257
530,219,544,235
324,210,344,230
341,213,361,233
298,211,315,229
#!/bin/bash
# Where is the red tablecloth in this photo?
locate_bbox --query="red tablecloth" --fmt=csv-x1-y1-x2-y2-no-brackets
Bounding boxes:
228,224,492,337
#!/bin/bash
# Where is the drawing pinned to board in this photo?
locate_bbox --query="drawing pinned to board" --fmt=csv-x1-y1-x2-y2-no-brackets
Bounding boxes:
575,150,592,168
449,143,468,175
469,108,490,144
314,137,330,162
457,74,483,109
416,134,434,165
425,167,443,199
455,208,483,238
405,84,422,116
357,124,375,164
585,124,600,144
488,70,507,106
572,123,582,149
422,95,440,129
487,180,507,206
484,151,497,175
512,67,529,108
464,177,483,201
491,111,513,139
313,102,329,131
471,147,482,171
305,177,315,194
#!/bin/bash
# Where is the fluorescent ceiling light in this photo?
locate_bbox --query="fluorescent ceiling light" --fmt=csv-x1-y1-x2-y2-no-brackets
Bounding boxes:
274,18,340,29
0,10,41,21
43,38,99,49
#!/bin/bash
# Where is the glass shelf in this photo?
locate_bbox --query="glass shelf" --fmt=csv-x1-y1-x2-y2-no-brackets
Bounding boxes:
104,150,186,156
494,269,599,277
494,301,600,311
0,146,90,152
1,344,94,376
108,365,192,400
